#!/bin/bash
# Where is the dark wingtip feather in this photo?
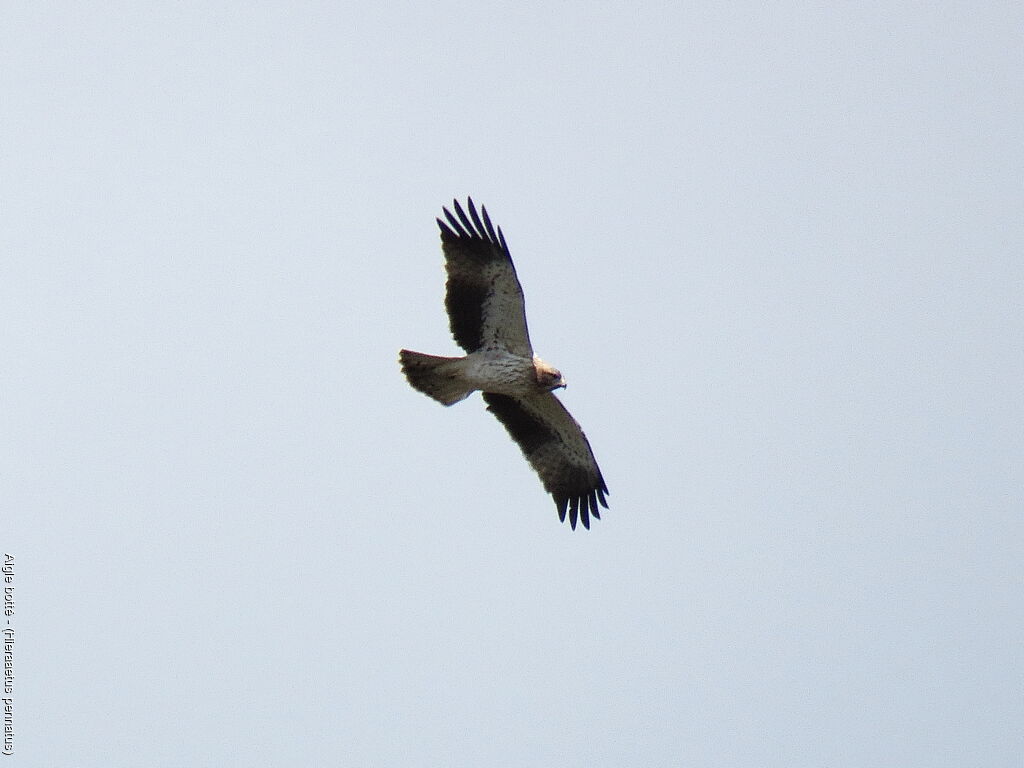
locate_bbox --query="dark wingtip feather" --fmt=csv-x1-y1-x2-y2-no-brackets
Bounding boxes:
580,498,591,530
467,198,487,239
452,199,475,234
481,205,500,245
437,217,457,239
555,495,568,523
442,205,468,237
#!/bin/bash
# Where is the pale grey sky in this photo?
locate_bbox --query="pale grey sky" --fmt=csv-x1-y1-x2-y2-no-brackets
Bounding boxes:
3,2,1022,766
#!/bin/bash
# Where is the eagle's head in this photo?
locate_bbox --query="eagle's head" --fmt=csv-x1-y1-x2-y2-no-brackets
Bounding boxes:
533,357,566,392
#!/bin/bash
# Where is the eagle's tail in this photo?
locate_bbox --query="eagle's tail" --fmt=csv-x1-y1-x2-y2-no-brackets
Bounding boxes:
399,350,474,406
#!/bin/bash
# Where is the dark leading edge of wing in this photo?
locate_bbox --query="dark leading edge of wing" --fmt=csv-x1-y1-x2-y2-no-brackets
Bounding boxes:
483,392,610,530
436,198,521,354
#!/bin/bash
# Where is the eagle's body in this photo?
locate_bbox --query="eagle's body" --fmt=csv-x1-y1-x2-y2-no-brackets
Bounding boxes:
399,199,609,530
464,350,535,394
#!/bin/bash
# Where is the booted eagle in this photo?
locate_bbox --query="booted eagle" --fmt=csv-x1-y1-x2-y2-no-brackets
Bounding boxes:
399,198,609,530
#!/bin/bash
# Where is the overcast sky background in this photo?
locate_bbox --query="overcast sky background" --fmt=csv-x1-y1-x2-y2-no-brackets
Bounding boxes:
3,2,1022,766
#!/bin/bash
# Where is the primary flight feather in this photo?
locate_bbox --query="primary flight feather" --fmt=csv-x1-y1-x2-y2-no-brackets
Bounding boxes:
399,198,609,530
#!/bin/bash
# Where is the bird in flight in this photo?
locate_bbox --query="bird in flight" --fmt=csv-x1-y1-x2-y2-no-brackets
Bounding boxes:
399,198,609,529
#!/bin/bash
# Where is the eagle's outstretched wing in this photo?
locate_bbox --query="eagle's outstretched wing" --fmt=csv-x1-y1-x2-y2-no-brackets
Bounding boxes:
483,392,609,530
437,199,533,356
